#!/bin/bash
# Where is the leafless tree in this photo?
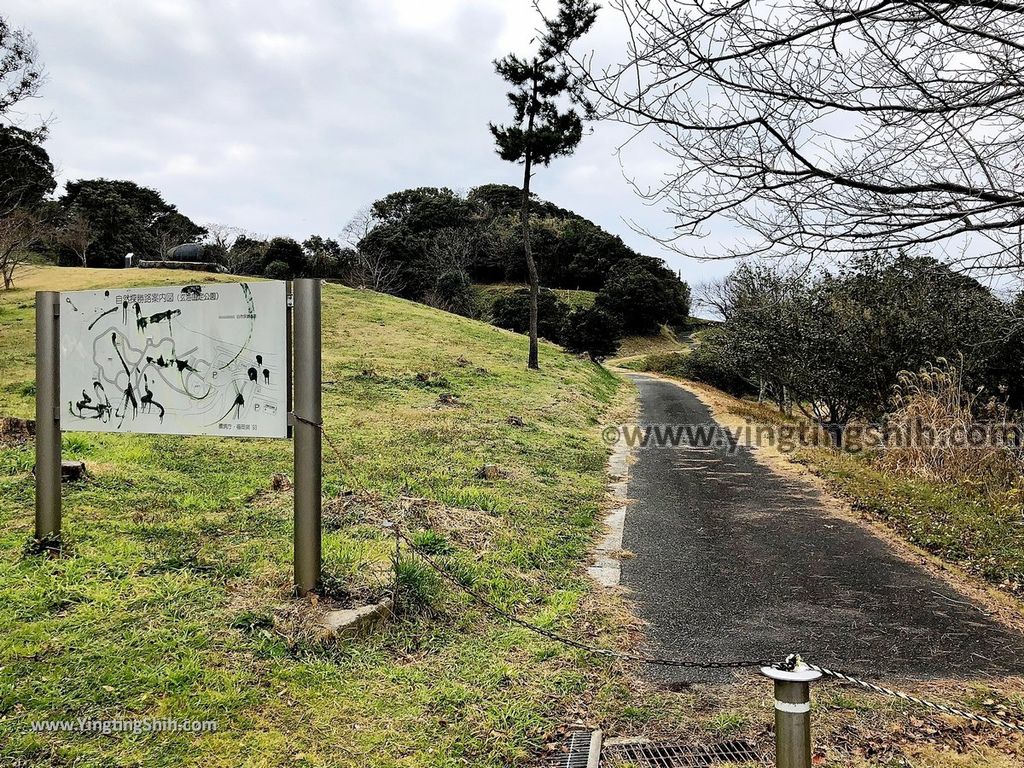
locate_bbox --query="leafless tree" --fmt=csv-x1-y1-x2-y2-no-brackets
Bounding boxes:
204,222,243,253
339,206,406,293
0,16,44,129
341,206,375,249
349,248,405,295
574,0,1024,276
419,227,479,314
695,274,739,322
423,227,475,272
55,212,96,266
0,16,49,289
0,208,44,288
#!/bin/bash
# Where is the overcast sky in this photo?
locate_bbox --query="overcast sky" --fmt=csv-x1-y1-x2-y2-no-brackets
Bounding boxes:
5,0,735,287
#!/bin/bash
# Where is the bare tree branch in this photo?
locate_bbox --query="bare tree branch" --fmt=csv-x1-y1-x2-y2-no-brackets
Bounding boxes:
572,0,1024,274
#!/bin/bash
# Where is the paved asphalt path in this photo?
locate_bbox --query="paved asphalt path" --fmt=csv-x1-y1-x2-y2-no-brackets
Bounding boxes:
621,374,1024,684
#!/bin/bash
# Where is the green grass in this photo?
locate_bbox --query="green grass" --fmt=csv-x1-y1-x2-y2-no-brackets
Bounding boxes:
0,266,628,767
473,283,598,315
610,325,700,368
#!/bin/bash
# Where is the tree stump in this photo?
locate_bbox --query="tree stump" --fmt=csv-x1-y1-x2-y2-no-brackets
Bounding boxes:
61,461,87,482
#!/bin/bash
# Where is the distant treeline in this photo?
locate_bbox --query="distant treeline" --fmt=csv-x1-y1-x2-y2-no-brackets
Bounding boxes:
3,119,690,352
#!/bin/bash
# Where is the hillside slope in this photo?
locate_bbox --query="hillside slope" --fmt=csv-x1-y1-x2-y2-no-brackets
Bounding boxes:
0,267,627,768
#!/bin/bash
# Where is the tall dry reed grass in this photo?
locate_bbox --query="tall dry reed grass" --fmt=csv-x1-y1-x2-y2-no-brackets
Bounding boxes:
876,359,1023,496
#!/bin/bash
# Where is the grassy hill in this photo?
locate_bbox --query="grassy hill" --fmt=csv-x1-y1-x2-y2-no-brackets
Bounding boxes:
0,266,630,767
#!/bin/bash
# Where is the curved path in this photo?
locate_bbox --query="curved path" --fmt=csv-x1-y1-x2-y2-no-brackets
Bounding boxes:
621,374,1024,683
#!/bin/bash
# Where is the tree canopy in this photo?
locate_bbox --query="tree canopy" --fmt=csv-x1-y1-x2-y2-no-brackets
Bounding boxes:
685,255,1012,444
57,179,205,268
0,125,54,213
355,183,686,301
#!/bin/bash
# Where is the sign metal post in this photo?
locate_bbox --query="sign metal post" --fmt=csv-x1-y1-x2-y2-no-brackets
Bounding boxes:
35,291,62,542
292,278,322,595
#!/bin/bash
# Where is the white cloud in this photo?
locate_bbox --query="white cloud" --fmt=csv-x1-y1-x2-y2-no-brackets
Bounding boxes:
243,31,315,62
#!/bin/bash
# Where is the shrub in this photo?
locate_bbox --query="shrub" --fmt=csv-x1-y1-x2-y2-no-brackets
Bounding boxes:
263,260,292,280
423,269,479,318
877,359,1023,494
644,339,754,397
490,288,569,342
410,530,454,556
561,306,622,362
263,237,307,277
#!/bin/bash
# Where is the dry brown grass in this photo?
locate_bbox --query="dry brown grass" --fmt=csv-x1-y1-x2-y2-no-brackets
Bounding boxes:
878,360,1023,497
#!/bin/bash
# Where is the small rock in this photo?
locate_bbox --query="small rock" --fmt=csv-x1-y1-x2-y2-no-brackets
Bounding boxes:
321,598,394,639
271,473,292,491
506,415,524,427
437,393,462,406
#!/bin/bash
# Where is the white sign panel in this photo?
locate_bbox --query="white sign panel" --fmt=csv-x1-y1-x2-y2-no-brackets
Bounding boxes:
60,281,289,438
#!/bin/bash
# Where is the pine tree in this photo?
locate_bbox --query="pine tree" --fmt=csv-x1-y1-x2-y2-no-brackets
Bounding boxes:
489,0,598,369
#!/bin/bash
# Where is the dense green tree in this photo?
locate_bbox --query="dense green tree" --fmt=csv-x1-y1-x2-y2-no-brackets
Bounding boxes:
562,305,622,362
227,235,268,275
424,268,478,318
261,237,306,278
491,288,569,343
490,0,598,369
595,258,691,335
359,187,479,295
370,187,473,230
467,183,578,221
353,183,690,315
57,179,203,268
824,255,1005,409
0,125,55,213
263,260,292,281
693,255,1009,445
302,235,344,278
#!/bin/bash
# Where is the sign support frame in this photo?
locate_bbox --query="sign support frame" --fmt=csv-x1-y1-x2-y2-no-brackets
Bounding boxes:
33,279,322,594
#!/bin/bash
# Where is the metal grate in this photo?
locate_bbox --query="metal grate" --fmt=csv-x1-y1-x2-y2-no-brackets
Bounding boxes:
541,730,597,767
601,739,770,767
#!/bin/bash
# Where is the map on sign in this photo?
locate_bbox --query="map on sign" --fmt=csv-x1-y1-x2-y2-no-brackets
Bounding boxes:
59,281,289,438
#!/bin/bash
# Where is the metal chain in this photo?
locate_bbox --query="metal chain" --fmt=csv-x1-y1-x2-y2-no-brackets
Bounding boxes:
291,412,367,492
299,413,767,669
303,416,1024,733
798,659,1024,735
392,523,770,670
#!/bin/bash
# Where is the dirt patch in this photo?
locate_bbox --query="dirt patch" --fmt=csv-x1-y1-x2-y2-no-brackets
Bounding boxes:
225,577,386,648
0,416,34,444
321,490,501,550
